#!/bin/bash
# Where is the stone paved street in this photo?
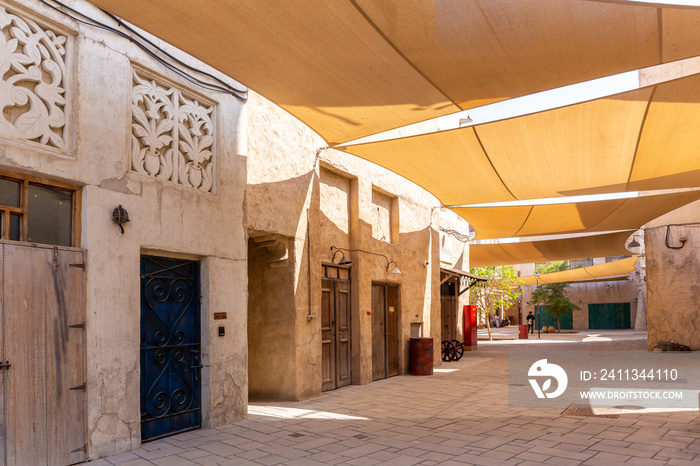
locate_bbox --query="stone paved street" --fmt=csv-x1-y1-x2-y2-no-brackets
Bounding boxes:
88,330,700,465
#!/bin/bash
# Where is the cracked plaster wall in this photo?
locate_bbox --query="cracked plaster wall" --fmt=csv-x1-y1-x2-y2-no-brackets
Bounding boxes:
1,1,247,460
645,199,700,350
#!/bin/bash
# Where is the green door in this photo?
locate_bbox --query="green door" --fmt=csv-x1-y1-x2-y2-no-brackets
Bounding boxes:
588,303,631,329
534,305,573,330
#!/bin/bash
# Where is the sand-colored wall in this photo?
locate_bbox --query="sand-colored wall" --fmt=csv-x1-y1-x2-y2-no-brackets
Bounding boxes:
246,89,470,397
644,199,700,349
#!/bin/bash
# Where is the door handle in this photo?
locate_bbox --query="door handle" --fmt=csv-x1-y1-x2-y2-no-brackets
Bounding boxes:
190,365,203,369
0,361,9,370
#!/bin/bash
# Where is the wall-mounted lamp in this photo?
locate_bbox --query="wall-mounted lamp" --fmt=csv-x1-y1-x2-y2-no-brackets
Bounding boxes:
330,247,353,265
387,260,401,274
112,205,130,234
330,246,401,274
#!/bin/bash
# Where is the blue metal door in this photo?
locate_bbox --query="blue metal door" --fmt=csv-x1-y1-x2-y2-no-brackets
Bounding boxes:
140,256,201,441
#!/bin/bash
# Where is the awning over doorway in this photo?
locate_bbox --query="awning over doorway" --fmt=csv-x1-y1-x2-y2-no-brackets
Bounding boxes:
87,0,700,145
440,268,487,296
519,257,639,286
469,230,635,268
452,190,700,240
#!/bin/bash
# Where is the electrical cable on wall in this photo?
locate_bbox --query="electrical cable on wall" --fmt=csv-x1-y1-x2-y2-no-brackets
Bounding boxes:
439,225,474,243
39,0,248,101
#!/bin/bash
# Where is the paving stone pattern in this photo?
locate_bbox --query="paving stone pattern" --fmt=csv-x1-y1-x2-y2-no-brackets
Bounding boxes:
89,331,700,465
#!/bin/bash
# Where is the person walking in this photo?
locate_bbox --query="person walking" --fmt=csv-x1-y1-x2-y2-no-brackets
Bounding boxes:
526,311,535,334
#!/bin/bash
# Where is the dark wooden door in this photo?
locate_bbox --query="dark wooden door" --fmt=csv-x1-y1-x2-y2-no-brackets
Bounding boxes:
440,282,456,341
140,256,201,441
1,243,86,466
321,265,351,391
372,284,399,381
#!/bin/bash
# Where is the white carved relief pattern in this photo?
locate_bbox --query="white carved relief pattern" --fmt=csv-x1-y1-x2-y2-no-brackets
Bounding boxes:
0,7,68,150
131,71,215,192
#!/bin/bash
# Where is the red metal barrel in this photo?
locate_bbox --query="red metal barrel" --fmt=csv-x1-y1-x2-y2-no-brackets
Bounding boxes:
409,337,433,375
519,324,529,339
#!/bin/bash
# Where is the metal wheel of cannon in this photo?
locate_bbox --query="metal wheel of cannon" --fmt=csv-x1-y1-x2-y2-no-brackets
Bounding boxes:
451,340,464,361
441,340,456,361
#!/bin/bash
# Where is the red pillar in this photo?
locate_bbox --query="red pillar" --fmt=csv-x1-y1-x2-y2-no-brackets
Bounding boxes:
463,304,478,350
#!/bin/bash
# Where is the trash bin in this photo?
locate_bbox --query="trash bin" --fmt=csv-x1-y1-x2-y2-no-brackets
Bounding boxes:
518,324,529,339
409,337,433,375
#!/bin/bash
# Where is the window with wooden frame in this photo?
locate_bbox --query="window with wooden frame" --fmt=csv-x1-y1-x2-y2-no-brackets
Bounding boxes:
0,173,80,247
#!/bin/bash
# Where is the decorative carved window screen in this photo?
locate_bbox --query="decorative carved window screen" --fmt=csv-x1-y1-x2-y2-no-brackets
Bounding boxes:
131,69,216,192
0,6,69,151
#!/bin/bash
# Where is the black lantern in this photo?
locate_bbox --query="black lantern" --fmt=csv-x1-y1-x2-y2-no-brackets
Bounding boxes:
112,205,130,234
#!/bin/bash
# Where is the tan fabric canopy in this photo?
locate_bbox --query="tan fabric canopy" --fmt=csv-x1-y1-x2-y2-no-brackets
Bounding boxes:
470,231,635,267
337,73,700,205
453,190,700,240
87,0,700,145
519,257,639,286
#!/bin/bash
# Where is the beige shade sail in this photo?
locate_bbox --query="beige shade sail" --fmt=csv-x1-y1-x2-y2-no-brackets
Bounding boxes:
453,190,700,240
338,72,700,205
86,0,700,145
470,231,635,268
519,257,639,286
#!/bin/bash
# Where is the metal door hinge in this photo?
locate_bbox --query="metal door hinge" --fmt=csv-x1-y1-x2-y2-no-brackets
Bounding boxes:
69,263,86,269
70,383,86,391
70,445,86,453
69,322,86,329
0,361,10,370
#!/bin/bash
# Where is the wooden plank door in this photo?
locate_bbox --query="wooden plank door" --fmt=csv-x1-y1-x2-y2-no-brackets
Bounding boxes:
321,278,335,391
372,284,399,380
386,285,399,378
371,285,386,381
440,282,456,341
440,297,455,341
0,246,4,465
2,244,86,466
335,279,351,388
321,266,352,392
140,256,202,442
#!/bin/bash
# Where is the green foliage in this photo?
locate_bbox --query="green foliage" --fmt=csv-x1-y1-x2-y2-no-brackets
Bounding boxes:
529,261,580,331
469,265,523,323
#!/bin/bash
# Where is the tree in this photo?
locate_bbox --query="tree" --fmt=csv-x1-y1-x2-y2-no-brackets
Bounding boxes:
469,265,523,341
528,261,580,332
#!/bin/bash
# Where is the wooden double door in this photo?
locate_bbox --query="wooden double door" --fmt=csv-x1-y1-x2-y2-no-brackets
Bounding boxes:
0,243,86,465
372,284,399,381
321,265,351,391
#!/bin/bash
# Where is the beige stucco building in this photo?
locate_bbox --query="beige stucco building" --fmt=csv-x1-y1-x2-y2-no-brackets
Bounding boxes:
246,91,471,400
518,258,641,331
0,0,473,463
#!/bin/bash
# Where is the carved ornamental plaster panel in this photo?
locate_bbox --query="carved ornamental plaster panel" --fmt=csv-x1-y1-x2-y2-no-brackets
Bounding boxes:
131,69,216,192
0,6,68,151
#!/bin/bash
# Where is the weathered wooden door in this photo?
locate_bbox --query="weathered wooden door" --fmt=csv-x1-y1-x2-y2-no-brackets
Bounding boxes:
0,243,86,466
140,256,202,441
372,284,399,381
321,265,351,391
440,282,456,341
